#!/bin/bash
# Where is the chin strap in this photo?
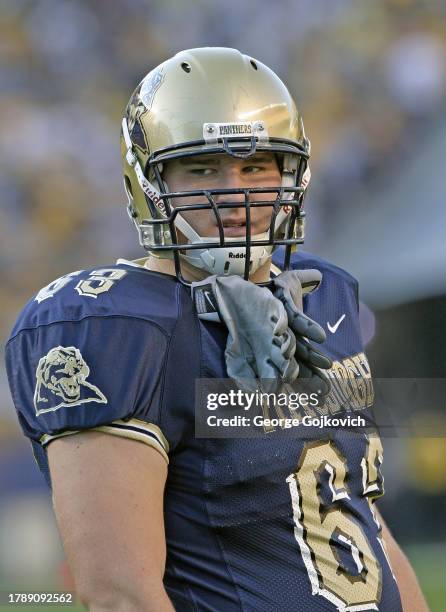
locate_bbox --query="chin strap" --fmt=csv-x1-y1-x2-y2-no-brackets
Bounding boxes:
122,118,166,217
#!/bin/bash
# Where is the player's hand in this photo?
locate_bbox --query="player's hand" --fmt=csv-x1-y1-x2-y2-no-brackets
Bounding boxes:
273,270,333,396
192,275,300,391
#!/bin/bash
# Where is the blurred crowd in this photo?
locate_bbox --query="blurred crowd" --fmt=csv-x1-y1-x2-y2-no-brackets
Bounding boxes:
1,0,445,595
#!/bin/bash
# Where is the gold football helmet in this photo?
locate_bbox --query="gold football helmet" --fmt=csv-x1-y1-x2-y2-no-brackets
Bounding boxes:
121,47,310,283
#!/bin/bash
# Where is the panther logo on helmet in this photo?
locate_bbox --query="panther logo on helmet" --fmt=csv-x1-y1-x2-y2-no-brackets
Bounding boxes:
126,90,149,151
34,346,107,416
140,69,164,110
125,69,164,153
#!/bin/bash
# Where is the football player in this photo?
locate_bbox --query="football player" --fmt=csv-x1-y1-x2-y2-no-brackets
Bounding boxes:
6,48,427,611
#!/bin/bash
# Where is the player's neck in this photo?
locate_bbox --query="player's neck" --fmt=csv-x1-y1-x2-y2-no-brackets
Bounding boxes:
144,255,272,283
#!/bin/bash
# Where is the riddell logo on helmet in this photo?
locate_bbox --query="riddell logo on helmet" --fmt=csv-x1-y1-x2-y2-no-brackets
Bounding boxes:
229,252,246,259
141,178,166,215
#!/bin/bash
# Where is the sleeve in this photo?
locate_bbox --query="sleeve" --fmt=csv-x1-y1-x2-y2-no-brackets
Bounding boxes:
5,315,174,481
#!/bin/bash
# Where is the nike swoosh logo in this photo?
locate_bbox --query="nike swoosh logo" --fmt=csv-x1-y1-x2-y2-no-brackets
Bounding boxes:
327,314,346,334
204,290,215,310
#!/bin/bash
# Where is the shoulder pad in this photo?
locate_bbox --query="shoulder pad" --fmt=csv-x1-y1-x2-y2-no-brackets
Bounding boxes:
9,263,182,340
273,248,358,289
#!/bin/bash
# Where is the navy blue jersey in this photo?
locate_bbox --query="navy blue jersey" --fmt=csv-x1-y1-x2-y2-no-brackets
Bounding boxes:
5,250,402,612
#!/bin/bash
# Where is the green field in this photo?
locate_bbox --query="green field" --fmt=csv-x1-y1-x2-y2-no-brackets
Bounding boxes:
406,544,446,612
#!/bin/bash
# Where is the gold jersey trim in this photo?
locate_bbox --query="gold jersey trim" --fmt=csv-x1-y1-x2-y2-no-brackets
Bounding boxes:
39,418,169,464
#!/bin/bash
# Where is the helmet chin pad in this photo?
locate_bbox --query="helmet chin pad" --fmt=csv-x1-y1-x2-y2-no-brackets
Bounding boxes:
181,242,273,276
174,210,278,277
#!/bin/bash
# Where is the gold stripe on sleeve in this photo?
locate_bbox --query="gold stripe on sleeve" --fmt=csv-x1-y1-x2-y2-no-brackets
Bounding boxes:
39,418,169,464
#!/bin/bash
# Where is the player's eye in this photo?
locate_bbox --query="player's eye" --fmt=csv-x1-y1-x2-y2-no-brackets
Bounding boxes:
189,167,216,176
242,165,264,174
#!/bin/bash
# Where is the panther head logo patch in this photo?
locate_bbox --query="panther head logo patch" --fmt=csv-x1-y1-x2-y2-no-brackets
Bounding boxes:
34,346,107,416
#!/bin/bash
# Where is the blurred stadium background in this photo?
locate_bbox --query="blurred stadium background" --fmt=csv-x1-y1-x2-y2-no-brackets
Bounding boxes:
0,0,445,609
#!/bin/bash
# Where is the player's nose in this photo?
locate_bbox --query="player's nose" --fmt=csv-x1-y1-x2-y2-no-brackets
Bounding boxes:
214,190,246,226
216,194,247,224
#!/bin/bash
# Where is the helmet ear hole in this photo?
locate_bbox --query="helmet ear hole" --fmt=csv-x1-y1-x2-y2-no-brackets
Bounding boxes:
181,62,192,73
124,175,133,199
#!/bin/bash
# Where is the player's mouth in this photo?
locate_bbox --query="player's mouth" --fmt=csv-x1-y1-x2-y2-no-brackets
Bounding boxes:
221,220,247,237
220,217,271,237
